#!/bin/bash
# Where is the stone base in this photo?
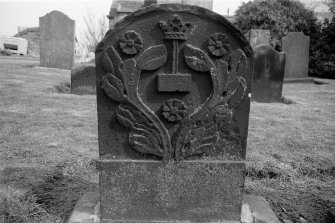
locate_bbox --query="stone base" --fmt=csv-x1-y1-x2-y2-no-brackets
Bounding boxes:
66,192,280,223
98,160,245,222
283,77,314,83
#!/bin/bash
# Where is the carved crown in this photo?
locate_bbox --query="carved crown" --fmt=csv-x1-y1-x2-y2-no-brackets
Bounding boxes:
159,15,193,40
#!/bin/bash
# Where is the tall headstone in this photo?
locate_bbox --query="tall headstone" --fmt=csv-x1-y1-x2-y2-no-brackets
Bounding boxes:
108,0,213,29
246,29,271,48
96,4,253,222
282,32,310,80
71,63,96,95
252,44,286,103
39,11,75,69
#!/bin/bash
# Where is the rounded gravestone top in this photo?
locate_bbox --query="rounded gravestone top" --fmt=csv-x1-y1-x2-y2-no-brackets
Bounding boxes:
96,3,253,162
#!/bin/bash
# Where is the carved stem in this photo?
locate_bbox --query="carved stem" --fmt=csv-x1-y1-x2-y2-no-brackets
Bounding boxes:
172,40,179,74
129,68,172,162
174,66,220,161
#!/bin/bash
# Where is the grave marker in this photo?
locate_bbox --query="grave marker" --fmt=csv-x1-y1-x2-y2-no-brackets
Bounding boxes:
96,4,253,222
246,29,271,48
252,44,286,102
39,11,75,69
282,32,310,80
71,63,96,95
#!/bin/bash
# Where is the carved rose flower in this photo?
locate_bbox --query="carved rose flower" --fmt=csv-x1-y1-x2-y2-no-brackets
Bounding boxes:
119,30,143,55
162,99,186,122
208,33,231,57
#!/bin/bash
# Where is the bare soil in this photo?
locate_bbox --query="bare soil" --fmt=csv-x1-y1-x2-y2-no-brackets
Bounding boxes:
0,57,334,222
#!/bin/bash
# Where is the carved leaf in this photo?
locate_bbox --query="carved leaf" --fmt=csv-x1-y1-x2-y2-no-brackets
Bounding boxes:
129,126,164,156
137,44,167,70
181,123,219,158
102,46,122,74
101,74,126,102
116,104,164,157
116,104,151,129
102,51,114,73
184,44,213,72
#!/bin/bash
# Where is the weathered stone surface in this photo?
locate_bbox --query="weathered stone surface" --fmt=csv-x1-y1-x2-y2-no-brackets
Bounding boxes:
252,44,286,103
158,73,192,92
96,4,253,222
39,11,75,69
282,32,310,79
99,160,244,222
246,29,271,48
71,63,96,95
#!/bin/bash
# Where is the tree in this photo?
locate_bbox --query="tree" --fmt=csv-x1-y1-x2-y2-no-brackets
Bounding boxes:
82,10,109,52
235,0,320,50
328,0,335,14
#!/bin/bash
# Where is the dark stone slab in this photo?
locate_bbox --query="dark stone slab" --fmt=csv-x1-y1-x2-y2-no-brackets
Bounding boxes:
39,11,75,69
98,160,244,222
252,44,286,103
246,29,271,48
282,32,310,79
71,63,96,95
96,4,253,222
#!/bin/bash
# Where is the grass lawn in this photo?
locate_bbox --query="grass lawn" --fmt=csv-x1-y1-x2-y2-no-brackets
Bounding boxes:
0,57,334,222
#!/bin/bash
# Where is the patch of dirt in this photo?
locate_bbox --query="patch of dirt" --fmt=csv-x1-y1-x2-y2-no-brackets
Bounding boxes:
49,82,71,94
281,96,295,104
29,168,96,219
263,190,334,223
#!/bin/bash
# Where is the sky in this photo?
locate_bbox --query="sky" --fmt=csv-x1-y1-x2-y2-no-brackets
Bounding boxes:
0,0,245,41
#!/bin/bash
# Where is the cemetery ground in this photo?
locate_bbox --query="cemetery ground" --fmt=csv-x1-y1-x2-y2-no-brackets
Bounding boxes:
0,56,334,223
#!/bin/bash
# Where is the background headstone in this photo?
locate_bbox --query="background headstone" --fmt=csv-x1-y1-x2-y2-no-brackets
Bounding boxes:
282,32,310,79
71,63,96,95
246,29,271,48
252,44,286,103
108,0,213,29
96,4,253,222
39,11,75,69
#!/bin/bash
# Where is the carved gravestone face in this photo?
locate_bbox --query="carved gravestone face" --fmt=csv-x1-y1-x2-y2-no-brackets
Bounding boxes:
96,4,253,222
252,44,286,102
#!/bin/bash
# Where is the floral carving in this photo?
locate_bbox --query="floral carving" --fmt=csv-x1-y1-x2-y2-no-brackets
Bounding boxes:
208,33,231,57
101,16,249,163
119,30,143,55
161,99,186,122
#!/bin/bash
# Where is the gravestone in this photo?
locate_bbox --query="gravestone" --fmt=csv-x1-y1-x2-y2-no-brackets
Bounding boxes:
282,32,310,80
71,63,96,95
96,4,253,222
246,29,271,48
252,44,286,103
39,11,75,69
